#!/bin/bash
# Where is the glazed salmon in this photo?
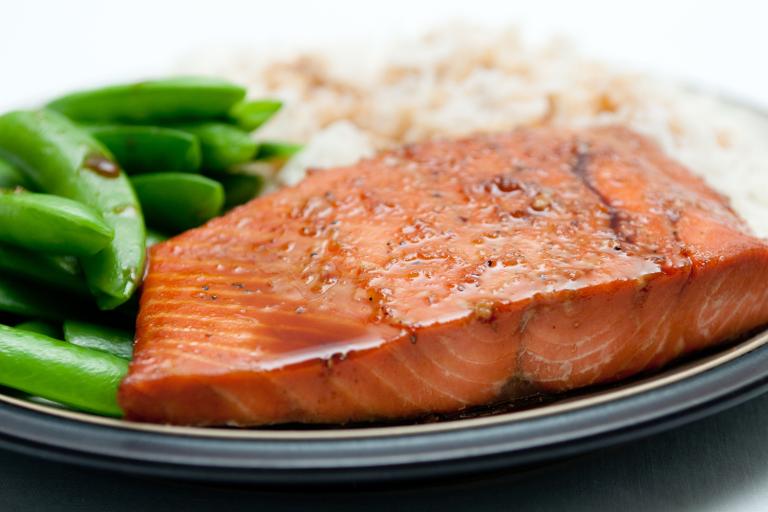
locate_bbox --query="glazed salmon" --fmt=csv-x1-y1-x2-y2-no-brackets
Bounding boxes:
119,126,768,426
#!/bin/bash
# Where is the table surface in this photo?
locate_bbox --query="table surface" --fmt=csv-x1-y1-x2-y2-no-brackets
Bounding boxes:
2,390,768,511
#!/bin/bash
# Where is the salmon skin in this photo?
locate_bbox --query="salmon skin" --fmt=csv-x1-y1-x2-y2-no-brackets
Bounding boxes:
120,126,768,426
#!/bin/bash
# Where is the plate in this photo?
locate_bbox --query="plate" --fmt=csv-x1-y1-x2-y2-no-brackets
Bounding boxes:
1,93,767,486
0,327,767,485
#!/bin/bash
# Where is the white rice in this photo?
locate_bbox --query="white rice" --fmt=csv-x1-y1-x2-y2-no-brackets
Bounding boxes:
182,25,768,236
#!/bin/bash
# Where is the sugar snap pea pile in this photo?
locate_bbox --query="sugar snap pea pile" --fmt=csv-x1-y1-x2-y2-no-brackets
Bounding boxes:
0,77,296,417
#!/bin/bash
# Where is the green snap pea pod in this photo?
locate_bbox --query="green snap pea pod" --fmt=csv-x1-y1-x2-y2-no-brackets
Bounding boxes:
86,125,201,174
0,275,91,321
254,141,302,161
131,173,224,233
0,190,113,256
47,77,246,124
229,99,282,131
0,324,127,416
0,244,87,294
175,123,257,171
0,156,28,189
63,320,133,359
15,320,61,339
0,110,146,309
54,254,81,275
219,173,265,209
145,228,168,247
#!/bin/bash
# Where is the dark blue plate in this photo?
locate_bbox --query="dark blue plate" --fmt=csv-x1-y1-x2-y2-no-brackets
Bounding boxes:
0,329,767,484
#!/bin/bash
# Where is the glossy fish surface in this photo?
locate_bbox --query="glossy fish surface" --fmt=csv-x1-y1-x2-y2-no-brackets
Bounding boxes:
120,126,768,426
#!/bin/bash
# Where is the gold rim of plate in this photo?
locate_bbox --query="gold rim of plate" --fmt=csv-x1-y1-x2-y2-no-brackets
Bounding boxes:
1,328,767,440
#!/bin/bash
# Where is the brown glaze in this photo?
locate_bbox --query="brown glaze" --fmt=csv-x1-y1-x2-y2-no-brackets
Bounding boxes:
83,152,120,178
119,126,768,426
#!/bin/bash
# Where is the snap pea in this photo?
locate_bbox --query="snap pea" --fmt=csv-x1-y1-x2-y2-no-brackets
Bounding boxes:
219,173,265,209
131,173,224,233
0,156,28,189
0,324,127,416
0,275,90,321
15,320,61,339
254,141,302,161
0,190,114,256
47,77,246,124
175,122,257,171
229,99,282,131
63,320,133,359
0,110,146,309
145,228,168,247
86,125,202,174
0,244,87,294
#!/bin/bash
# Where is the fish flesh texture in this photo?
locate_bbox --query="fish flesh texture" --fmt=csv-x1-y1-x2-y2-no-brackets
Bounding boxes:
119,126,768,426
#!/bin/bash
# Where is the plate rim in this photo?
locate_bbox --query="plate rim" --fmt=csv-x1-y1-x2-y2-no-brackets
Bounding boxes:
0,328,767,481
1,328,767,441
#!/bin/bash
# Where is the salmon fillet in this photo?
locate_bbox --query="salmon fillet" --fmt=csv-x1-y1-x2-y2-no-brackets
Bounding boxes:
119,126,768,426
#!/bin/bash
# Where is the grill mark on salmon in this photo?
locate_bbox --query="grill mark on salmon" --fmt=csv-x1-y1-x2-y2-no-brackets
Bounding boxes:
568,140,631,246
120,126,768,426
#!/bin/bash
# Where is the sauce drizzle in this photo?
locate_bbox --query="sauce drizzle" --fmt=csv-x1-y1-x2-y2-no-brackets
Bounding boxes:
84,152,120,178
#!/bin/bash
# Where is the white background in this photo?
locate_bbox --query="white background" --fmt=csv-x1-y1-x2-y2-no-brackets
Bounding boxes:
1,0,767,110
1,1,768,510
